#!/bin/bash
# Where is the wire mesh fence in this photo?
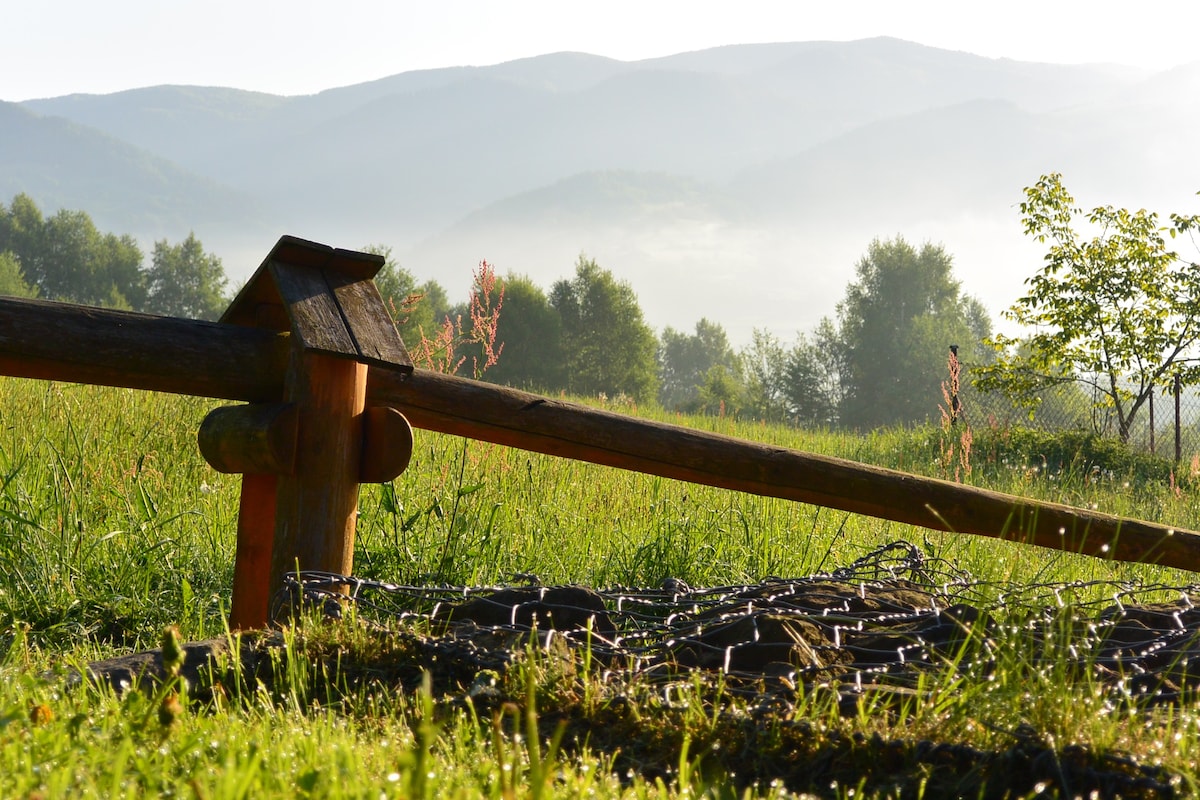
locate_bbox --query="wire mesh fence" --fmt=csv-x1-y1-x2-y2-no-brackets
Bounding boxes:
960,366,1200,462
277,541,1200,711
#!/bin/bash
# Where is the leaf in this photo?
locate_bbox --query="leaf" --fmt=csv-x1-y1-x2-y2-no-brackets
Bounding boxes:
135,482,158,522
181,577,194,615
380,482,400,516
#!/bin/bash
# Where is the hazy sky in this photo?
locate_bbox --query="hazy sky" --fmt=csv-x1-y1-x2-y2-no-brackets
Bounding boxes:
2,0,1196,101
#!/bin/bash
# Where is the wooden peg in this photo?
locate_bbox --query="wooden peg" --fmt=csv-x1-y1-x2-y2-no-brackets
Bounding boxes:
198,403,298,475
360,406,414,483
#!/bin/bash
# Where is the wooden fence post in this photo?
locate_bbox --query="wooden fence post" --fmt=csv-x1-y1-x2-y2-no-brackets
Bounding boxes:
269,351,367,596
201,236,413,629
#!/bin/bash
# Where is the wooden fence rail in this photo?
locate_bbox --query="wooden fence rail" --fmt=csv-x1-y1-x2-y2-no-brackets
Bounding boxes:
2,236,1199,632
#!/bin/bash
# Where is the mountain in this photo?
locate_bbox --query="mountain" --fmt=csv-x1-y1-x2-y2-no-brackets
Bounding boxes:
0,101,264,241
6,37,1194,341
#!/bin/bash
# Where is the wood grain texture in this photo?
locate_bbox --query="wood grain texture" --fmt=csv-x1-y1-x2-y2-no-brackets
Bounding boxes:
368,368,1200,574
221,235,384,328
197,403,298,475
267,261,358,357
269,351,367,592
0,297,288,402
230,474,277,631
324,270,413,369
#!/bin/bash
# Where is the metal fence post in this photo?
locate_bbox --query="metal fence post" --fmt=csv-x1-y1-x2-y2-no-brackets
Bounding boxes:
1176,373,1183,465
1150,385,1156,454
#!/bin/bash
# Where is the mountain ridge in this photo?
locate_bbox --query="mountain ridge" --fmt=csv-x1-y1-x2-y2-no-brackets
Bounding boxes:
5,37,1195,342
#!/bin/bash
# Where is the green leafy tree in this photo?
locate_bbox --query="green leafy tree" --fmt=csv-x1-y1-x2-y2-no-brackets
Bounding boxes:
783,318,843,427
550,255,658,403
974,174,1200,442
144,232,228,320
482,274,564,391
740,329,789,421
362,244,450,353
0,251,37,298
835,236,990,430
0,194,144,308
38,209,144,308
695,364,745,415
658,318,739,411
0,194,45,274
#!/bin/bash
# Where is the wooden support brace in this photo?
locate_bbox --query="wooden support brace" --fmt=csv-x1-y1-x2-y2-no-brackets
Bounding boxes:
230,474,277,631
198,403,298,475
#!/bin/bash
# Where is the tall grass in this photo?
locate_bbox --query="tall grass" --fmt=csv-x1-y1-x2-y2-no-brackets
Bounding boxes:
4,377,1199,649
4,376,1200,797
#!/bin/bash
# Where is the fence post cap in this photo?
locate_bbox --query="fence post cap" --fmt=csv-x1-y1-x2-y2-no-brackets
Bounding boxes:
219,235,413,372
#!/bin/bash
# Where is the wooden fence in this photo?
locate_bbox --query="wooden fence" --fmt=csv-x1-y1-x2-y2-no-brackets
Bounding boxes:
2,236,1199,631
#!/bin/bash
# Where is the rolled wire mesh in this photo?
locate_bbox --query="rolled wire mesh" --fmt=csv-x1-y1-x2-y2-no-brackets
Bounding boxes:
275,541,1200,707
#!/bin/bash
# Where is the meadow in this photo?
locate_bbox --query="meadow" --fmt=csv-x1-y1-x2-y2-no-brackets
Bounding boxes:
2,376,1199,798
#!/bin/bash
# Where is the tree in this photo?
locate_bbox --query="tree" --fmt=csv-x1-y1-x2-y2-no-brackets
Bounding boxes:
0,251,37,298
40,208,145,308
783,319,843,427
144,232,227,320
0,194,144,308
550,255,658,403
362,244,450,353
482,274,564,391
658,318,739,411
0,194,45,276
740,329,789,422
835,236,990,430
974,173,1200,442
695,364,745,416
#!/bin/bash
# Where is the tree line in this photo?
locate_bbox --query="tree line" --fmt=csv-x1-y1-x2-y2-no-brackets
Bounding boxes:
0,194,228,320
1,191,975,429
6,175,1197,440
428,237,993,432
374,176,1200,442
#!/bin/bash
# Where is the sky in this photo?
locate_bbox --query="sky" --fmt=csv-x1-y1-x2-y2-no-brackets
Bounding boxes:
2,0,1198,101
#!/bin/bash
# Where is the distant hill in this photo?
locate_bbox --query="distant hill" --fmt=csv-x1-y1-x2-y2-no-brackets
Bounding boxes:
0,101,264,241
8,37,1194,342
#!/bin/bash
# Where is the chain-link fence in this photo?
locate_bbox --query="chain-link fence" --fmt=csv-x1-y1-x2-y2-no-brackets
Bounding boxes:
959,365,1200,462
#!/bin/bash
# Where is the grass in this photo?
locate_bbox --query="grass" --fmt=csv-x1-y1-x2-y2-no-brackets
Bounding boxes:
3,377,1200,796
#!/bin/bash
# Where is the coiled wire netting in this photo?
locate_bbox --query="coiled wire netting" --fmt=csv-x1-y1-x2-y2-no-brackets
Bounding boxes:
275,541,1200,709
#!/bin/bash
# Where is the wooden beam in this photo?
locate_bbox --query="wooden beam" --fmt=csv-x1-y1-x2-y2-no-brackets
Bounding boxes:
368,368,1200,573
197,403,298,476
0,297,287,402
